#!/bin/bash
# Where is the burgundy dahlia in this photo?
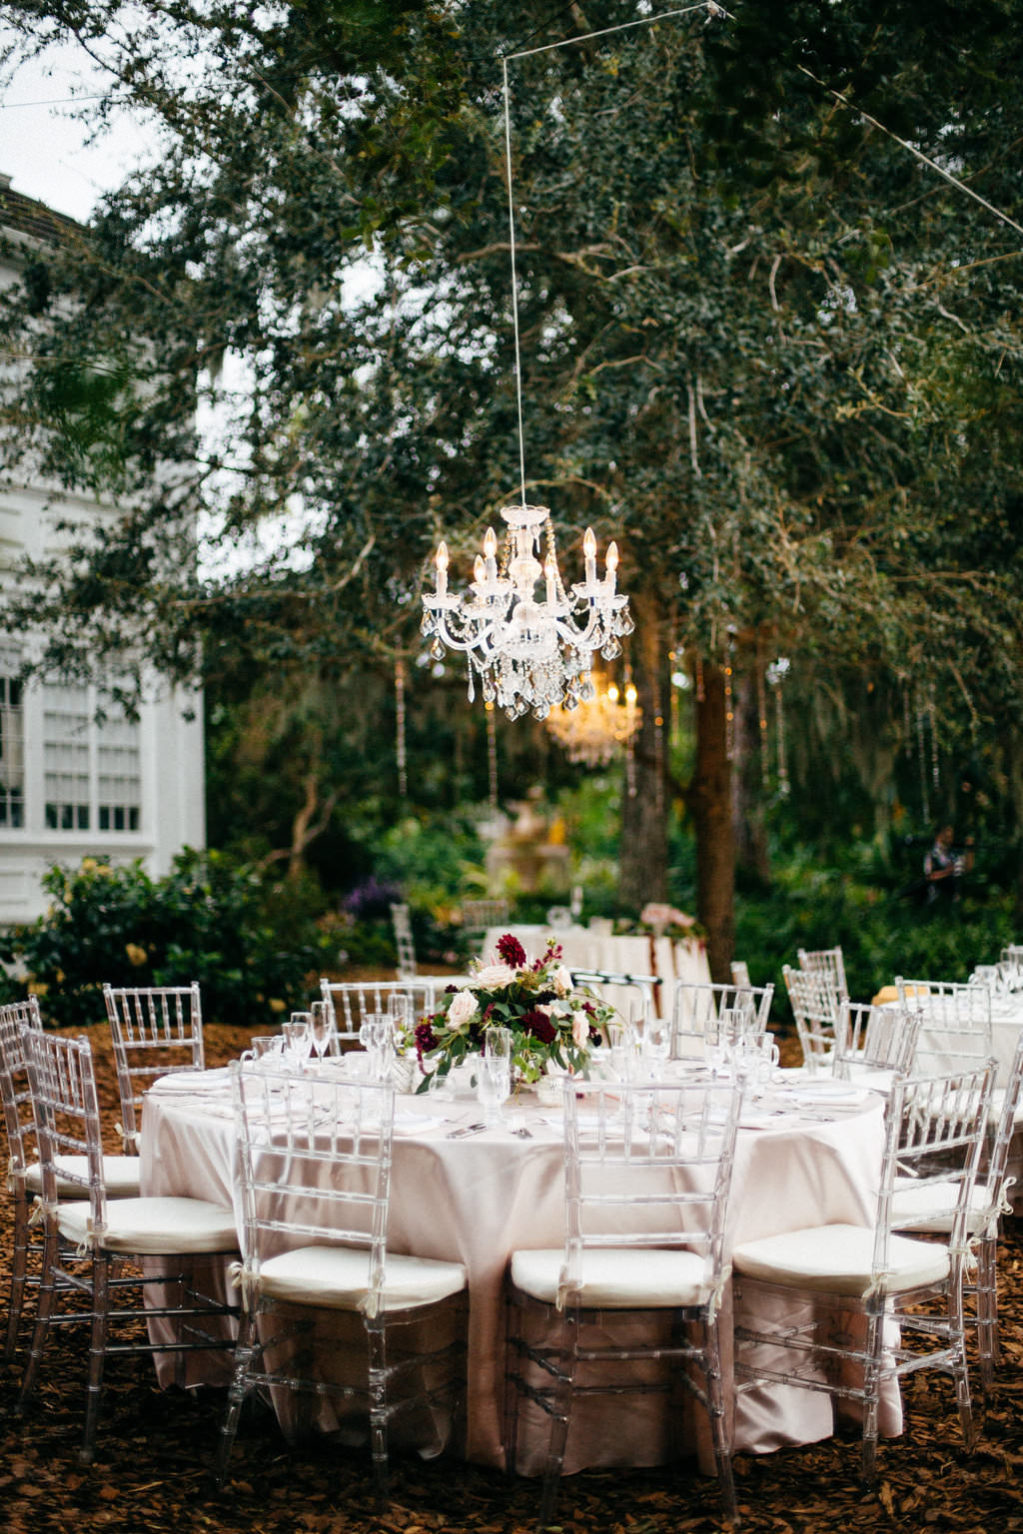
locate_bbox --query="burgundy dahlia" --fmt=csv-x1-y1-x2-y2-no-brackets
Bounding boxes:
496,933,528,969
414,1020,437,1061
521,1009,557,1045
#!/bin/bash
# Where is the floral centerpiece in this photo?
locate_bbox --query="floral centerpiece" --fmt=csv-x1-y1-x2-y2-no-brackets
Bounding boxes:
412,934,615,1092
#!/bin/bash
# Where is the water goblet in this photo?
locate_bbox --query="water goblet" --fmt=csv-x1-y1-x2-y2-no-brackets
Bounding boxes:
606,1020,638,1082
477,1026,513,1127
282,1013,313,1070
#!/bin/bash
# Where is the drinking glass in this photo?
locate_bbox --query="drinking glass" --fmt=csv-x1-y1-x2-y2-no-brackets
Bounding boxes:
358,1013,392,1080
248,1034,285,1061
477,1027,512,1126
309,1000,335,1063
282,1013,313,1068
606,1020,638,1082
639,1003,669,1078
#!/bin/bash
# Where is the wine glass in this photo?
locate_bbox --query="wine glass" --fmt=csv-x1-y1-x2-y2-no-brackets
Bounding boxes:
309,1000,335,1063
477,1027,512,1127
282,1013,313,1069
640,1007,670,1078
358,1013,392,1080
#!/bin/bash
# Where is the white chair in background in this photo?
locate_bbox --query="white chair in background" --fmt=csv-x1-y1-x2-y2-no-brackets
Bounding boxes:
833,999,923,1090
670,980,774,1062
895,977,993,1072
733,1060,995,1480
797,945,849,1007
390,902,418,978
16,1029,238,1463
504,1077,744,1526
783,963,841,1074
216,1061,467,1504
103,982,205,1151
319,978,440,1048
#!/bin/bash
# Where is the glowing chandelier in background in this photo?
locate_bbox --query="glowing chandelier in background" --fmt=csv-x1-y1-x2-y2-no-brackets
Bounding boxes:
545,672,642,766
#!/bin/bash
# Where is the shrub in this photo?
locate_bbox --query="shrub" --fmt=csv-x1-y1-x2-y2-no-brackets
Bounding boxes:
0,850,332,1029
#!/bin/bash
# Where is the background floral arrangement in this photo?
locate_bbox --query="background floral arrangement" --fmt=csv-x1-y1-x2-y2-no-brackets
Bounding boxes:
413,934,615,1091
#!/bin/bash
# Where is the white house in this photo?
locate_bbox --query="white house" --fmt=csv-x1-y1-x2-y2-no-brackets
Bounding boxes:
0,174,205,924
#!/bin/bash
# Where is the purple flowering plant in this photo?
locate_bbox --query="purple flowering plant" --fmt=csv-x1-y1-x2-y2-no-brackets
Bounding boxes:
412,933,614,1093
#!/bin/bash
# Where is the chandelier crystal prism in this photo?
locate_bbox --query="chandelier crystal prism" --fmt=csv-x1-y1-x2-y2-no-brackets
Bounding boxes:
421,50,633,723
546,674,642,765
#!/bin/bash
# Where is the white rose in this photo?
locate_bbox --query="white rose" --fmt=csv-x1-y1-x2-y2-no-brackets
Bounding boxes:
552,965,573,997
572,1010,590,1048
473,962,516,989
447,989,478,1029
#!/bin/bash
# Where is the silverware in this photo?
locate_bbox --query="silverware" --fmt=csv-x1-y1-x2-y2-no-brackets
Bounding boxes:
446,1121,487,1138
510,1126,533,1139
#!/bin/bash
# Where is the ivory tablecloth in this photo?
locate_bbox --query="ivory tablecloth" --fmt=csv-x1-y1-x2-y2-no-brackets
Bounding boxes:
141,1077,895,1471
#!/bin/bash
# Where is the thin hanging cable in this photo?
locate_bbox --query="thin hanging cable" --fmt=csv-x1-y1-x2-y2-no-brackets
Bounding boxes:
500,1,722,506
798,66,1023,241
502,2,720,61
501,57,528,508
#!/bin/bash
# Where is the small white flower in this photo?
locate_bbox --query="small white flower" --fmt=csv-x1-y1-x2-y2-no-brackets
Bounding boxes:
572,1011,589,1047
551,965,573,996
473,962,516,989
447,989,478,1029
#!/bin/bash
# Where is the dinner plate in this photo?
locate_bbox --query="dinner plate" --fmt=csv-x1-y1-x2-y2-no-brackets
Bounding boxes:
148,1067,232,1094
789,1081,867,1104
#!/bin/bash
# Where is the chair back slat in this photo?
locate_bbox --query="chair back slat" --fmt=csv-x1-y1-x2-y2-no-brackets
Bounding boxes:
103,983,204,1147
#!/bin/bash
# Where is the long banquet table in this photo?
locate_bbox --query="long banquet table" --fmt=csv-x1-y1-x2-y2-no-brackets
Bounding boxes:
141,1067,898,1472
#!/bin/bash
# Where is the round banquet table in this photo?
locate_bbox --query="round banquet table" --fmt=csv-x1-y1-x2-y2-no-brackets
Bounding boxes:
140,1071,897,1473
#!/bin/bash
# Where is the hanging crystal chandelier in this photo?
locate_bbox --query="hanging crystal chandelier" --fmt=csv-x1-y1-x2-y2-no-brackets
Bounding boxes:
420,51,633,722
421,508,632,720
546,673,642,766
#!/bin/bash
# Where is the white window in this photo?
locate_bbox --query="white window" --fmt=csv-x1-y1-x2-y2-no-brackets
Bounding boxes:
43,684,91,830
97,709,141,832
41,684,142,833
0,650,24,829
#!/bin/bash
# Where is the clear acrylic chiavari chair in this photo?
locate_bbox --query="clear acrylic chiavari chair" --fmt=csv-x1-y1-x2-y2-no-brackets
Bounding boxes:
216,1060,467,1505
783,963,842,1074
797,944,849,1007
505,1076,745,1528
319,977,440,1049
669,979,774,1063
15,1028,238,1462
103,982,205,1151
734,1060,996,1481
0,1000,142,1360
833,999,924,1091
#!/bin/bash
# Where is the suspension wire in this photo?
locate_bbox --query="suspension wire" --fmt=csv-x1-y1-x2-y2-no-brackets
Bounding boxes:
500,2,723,511
798,66,1023,240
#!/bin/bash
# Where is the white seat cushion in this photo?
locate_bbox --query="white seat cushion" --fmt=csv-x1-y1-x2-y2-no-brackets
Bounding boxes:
732,1222,949,1296
891,1178,995,1237
510,1246,712,1309
255,1245,467,1313
23,1156,142,1199
988,1087,1023,1129
57,1196,237,1255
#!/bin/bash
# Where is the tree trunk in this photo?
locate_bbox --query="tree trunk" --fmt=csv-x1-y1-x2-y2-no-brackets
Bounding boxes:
691,662,735,982
732,672,771,886
618,601,669,912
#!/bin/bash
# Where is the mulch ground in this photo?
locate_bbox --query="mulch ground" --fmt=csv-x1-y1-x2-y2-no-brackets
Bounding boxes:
2,1022,1023,1534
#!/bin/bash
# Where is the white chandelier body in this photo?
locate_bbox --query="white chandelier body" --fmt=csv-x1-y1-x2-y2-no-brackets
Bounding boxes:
422,504,632,720
546,674,642,765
